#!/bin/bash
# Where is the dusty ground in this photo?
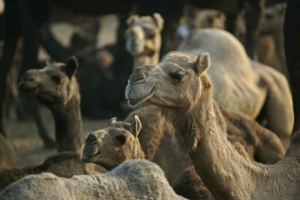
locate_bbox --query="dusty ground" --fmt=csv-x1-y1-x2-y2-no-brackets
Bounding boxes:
7,15,120,167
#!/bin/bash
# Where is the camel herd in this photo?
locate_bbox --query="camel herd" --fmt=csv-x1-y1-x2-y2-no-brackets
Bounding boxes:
1,2,299,200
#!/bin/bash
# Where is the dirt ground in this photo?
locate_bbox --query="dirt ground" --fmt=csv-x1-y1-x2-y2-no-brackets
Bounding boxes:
7,15,120,167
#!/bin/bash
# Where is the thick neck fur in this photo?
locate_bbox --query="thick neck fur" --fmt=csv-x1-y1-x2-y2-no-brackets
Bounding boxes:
45,95,83,153
129,139,145,160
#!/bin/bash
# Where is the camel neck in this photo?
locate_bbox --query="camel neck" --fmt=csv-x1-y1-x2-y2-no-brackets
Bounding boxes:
48,98,83,153
133,53,159,70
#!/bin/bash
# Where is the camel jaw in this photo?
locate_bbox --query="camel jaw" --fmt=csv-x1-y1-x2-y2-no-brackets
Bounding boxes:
125,84,156,106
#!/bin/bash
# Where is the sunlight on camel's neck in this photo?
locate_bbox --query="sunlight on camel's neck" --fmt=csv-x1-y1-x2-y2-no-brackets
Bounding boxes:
161,76,264,199
47,97,83,153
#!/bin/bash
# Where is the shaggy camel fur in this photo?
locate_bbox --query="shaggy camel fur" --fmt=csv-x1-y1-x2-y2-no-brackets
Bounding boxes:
0,135,15,169
0,159,186,200
126,53,300,199
81,116,145,170
19,57,82,153
0,152,97,191
124,104,285,182
164,29,293,147
125,13,164,70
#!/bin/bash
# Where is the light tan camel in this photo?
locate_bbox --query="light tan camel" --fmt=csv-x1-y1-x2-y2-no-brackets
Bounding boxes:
189,8,226,30
125,13,164,70
164,29,293,147
81,116,145,170
126,53,300,199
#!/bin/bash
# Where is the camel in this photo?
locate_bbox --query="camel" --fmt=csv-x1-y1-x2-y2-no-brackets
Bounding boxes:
0,159,186,200
18,56,82,153
126,52,300,199
81,116,145,170
125,13,164,70
165,29,293,147
258,3,289,80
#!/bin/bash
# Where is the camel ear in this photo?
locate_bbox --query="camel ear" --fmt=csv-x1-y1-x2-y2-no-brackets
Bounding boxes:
131,115,142,137
43,59,50,67
108,117,117,125
153,13,164,31
194,53,210,76
126,15,140,26
276,3,285,15
66,56,79,78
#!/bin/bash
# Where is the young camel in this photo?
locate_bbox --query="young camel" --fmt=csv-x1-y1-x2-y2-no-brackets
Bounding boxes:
81,116,145,170
165,29,293,147
0,159,186,200
125,13,164,70
126,53,300,199
0,115,144,191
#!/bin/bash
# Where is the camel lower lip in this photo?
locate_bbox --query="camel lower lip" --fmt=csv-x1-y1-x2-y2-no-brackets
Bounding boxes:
128,87,156,106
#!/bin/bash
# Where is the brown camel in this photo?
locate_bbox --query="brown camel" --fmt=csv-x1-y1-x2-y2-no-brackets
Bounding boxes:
19,56,82,153
126,13,164,70
165,29,293,147
126,53,300,199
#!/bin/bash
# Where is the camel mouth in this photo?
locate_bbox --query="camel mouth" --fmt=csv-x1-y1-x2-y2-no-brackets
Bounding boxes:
18,82,39,94
80,150,102,163
127,87,156,106
81,142,102,163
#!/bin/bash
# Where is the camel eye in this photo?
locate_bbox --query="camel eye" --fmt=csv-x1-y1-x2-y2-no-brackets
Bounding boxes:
51,75,61,84
144,28,155,39
170,71,185,82
115,134,127,145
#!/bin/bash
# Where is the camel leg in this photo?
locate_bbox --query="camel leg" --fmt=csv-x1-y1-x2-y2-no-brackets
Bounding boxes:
284,0,300,133
17,0,55,148
0,0,22,138
244,0,264,58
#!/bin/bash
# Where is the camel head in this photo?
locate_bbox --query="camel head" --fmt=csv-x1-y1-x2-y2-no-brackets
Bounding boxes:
125,13,164,57
19,56,79,106
191,9,225,30
260,3,285,34
125,53,211,110
81,115,145,170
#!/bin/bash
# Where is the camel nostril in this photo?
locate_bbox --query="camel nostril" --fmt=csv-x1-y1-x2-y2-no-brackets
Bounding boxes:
86,133,98,143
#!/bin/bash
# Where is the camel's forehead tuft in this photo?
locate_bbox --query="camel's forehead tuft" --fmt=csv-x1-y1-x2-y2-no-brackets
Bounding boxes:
162,54,196,69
